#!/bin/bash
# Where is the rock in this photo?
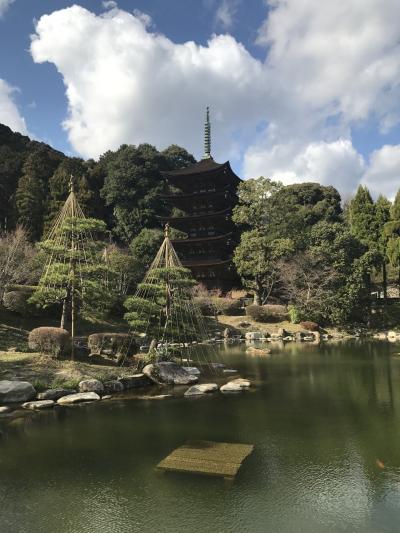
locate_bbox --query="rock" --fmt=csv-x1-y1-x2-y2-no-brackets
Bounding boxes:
78,379,104,394
118,374,152,389
210,362,225,369
238,321,251,328
22,400,55,410
223,369,238,374
143,362,199,385
223,328,233,338
277,328,287,337
387,330,399,338
0,406,11,414
230,378,251,388
245,331,263,340
184,383,218,396
139,394,172,400
57,392,100,404
246,347,271,355
220,382,243,393
102,395,112,400
38,389,76,401
183,366,201,375
7,346,18,352
0,381,36,403
373,333,387,340
220,378,251,393
104,380,124,393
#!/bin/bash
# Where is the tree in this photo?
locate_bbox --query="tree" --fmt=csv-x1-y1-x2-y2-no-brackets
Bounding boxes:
280,221,376,324
101,143,196,243
30,217,111,323
233,230,294,304
375,195,391,298
0,226,38,300
124,266,198,344
384,190,400,293
232,177,282,229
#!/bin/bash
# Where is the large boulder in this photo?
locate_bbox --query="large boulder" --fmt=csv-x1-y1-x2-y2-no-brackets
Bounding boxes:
38,389,76,401
142,362,199,385
78,379,104,394
0,381,36,403
104,380,124,393
220,378,251,393
117,374,152,389
184,383,218,397
57,392,100,404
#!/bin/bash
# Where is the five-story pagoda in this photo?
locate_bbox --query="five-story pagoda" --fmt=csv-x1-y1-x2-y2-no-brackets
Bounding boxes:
160,108,241,291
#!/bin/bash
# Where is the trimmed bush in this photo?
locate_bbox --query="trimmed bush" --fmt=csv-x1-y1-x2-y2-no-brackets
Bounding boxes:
194,297,215,316
246,304,287,322
300,321,319,331
28,327,71,358
88,333,137,358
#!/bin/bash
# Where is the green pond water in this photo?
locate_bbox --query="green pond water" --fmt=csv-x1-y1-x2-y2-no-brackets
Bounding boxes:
2,340,400,533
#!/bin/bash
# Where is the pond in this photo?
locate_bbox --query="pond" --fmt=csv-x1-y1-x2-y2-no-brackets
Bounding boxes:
2,340,400,533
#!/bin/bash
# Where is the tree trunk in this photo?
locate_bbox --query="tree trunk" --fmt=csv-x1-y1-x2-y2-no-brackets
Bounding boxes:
71,287,75,361
60,298,67,329
382,261,388,301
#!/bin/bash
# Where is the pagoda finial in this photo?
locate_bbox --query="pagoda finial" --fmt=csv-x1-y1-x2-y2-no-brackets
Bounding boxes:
203,106,211,159
164,223,170,238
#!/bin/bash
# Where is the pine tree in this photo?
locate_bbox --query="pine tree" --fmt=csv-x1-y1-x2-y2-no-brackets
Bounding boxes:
375,195,391,299
30,181,112,358
15,147,63,239
384,190,400,294
348,186,377,246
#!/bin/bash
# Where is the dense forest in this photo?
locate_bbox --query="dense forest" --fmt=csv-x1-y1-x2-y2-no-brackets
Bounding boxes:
1,123,400,329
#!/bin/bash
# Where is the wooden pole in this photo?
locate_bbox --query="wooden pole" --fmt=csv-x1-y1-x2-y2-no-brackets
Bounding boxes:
70,175,76,361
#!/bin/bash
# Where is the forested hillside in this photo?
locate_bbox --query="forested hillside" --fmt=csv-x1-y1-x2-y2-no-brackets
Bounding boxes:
0,123,195,243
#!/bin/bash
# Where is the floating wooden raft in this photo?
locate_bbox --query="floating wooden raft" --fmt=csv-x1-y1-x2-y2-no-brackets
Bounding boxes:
156,440,254,480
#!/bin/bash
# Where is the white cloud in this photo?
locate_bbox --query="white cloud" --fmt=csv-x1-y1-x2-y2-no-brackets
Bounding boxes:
102,1,117,9
362,145,400,199
215,0,238,30
244,138,365,198
30,5,265,160
29,2,400,198
0,78,28,134
0,0,14,18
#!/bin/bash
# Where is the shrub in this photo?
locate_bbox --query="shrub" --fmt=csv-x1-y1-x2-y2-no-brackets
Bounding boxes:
300,321,319,331
288,305,301,324
88,333,137,357
194,297,215,316
3,289,35,316
212,298,244,316
28,327,71,358
246,304,287,322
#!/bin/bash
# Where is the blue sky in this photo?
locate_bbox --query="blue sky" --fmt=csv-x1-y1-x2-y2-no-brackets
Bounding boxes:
0,0,400,198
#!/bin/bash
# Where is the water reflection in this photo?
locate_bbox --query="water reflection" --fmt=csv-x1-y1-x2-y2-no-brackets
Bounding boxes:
1,341,400,533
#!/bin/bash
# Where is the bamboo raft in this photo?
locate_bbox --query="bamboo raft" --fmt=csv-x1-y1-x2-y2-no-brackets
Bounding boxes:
156,440,254,480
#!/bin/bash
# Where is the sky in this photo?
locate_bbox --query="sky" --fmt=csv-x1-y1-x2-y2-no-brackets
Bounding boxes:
0,0,400,199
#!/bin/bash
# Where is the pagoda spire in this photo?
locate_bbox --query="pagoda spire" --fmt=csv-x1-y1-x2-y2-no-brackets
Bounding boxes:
203,106,211,159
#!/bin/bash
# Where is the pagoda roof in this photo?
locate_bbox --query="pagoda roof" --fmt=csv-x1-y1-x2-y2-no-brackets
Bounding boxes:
160,183,235,200
164,157,241,182
159,207,231,222
171,232,233,244
181,258,232,268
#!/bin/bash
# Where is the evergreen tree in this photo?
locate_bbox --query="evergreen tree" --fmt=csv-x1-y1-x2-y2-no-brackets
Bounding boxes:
375,195,391,298
45,158,94,234
348,186,377,246
15,147,63,239
384,190,400,293
30,216,111,323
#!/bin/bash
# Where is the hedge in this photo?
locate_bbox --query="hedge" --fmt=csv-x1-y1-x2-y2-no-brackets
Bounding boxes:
28,327,71,358
245,304,288,322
